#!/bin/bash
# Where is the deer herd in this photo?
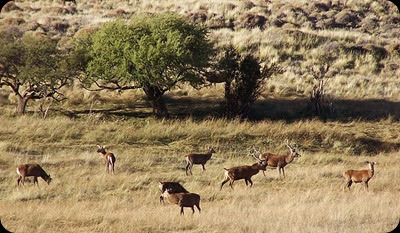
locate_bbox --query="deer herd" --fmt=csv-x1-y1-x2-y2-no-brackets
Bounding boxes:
15,140,377,215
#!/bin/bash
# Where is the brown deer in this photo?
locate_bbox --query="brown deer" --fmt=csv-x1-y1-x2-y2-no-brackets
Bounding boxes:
161,189,201,215
256,140,301,178
343,161,376,191
97,145,116,174
158,181,189,203
16,163,52,187
185,147,216,176
220,154,267,190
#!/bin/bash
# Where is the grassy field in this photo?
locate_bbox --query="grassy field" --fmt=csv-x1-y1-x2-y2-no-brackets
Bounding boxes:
0,112,399,232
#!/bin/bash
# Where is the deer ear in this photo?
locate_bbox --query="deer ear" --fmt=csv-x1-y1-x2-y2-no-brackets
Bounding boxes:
97,145,101,148
366,161,370,164
158,181,163,185
103,145,106,149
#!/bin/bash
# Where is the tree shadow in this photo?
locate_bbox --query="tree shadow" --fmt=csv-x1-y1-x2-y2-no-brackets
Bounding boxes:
55,96,400,123
251,98,400,122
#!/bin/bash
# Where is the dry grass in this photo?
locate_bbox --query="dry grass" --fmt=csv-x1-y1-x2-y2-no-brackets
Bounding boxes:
0,114,399,232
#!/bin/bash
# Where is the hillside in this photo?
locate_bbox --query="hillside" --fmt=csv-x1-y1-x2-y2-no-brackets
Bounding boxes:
1,0,400,100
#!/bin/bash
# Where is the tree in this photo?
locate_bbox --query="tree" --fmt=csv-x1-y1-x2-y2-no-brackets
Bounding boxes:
77,14,213,118
0,32,74,115
305,55,337,120
213,46,281,119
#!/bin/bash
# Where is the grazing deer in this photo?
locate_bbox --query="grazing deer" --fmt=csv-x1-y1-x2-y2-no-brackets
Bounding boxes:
256,140,301,178
16,163,52,187
161,189,201,215
220,154,267,190
158,181,189,203
97,145,116,174
343,161,376,191
185,147,216,176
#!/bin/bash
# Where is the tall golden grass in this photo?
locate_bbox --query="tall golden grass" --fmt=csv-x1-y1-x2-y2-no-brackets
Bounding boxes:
0,114,399,232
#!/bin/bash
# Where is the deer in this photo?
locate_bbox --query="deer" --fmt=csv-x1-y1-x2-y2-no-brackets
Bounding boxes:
343,161,376,191
97,145,116,174
161,188,201,215
185,147,216,176
255,139,301,178
16,163,52,188
220,153,267,190
158,181,189,204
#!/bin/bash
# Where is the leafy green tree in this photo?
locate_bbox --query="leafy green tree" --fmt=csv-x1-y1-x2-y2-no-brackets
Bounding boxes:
77,14,213,118
0,32,74,115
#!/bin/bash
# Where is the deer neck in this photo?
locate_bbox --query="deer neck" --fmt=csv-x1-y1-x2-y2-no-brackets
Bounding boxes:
368,168,374,178
285,153,294,164
251,163,262,174
100,151,108,158
41,172,50,181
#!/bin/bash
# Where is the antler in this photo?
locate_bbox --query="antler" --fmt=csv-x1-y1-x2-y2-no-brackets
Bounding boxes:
285,139,293,150
251,147,262,162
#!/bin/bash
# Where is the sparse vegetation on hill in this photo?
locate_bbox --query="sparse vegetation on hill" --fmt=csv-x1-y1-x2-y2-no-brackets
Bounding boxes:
0,0,399,100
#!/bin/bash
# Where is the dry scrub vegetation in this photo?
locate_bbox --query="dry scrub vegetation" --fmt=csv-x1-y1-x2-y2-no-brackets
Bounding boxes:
1,0,400,232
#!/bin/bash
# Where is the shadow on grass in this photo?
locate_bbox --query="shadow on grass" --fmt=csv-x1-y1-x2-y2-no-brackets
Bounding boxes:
57,97,400,123
252,98,400,122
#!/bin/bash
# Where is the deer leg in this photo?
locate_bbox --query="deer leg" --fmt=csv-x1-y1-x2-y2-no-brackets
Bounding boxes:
262,170,266,176
244,179,248,186
345,180,352,191
109,162,114,175
229,180,235,190
248,178,253,187
201,164,206,171
364,181,369,191
191,206,195,214
196,203,201,213
34,176,39,188
17,176,22,187
221,177,230,190
185,163,190,176
277,167,281,179
180,207,184,215
190,164,194,175
282,168,286,178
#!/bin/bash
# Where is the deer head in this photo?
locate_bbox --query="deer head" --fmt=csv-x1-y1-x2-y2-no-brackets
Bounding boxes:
97,145,106,154
285,139,301,158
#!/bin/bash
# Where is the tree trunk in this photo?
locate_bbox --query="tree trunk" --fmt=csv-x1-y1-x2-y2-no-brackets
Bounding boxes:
17,96,29,115
143,84,170,119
